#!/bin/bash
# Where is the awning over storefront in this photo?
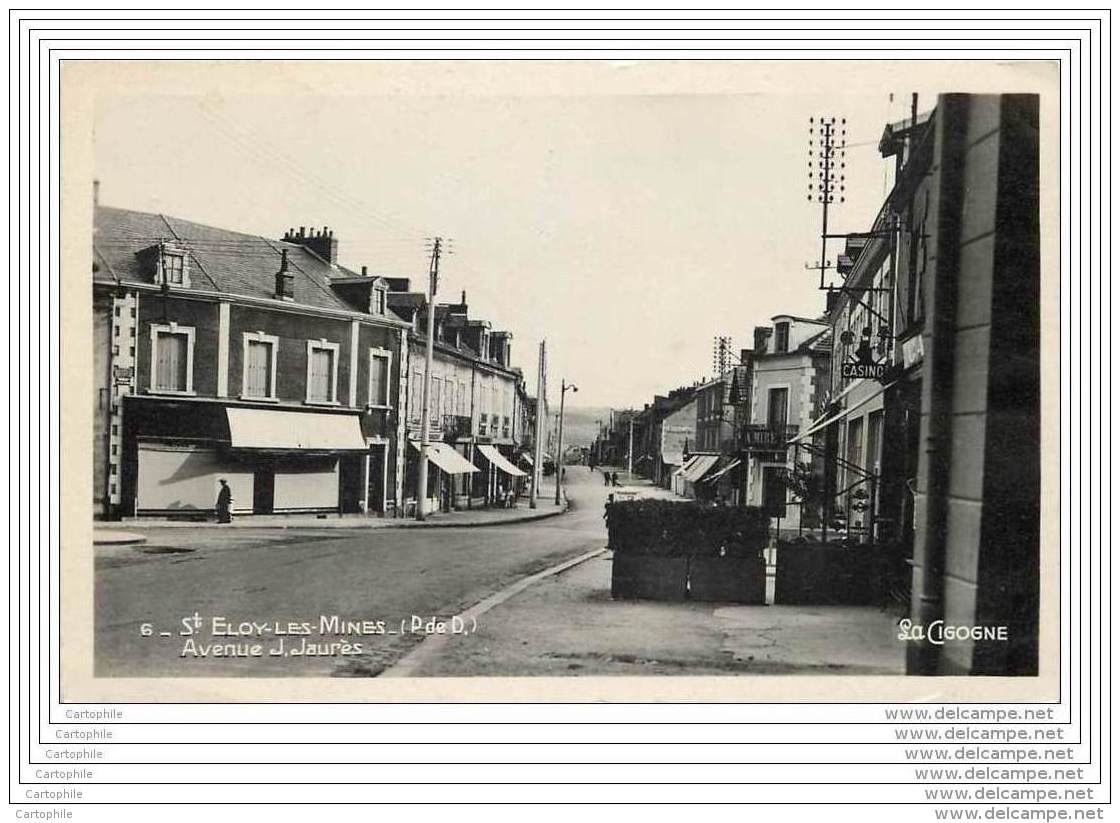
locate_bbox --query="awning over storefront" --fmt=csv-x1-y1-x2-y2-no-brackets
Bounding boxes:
476,444,527,477
681,454,721,483
789,379,899,444
410,441,480,474
673,455,699,477
226,407,366,451
704,458,742,484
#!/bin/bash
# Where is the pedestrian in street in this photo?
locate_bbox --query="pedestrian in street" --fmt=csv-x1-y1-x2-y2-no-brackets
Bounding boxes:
611,471,619,487
215,479,232,524
604,469,611,486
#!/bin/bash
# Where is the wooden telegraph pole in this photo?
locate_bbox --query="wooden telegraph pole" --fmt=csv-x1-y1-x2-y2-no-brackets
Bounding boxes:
415,237,441,521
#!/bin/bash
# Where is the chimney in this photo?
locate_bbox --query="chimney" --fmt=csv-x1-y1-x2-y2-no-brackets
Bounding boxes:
461,290,467,306
753,326,773,353
283,224,339,264
361,265,368,277
93,179,100,207
825,288,843,316
275,249,294,301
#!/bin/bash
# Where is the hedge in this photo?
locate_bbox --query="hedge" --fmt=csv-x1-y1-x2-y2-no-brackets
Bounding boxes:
605,499,769,559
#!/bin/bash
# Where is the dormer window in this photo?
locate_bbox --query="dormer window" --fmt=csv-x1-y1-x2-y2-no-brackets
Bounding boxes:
774,322,790,353
162,251,185,285
138,243,190,287
371,287,386,315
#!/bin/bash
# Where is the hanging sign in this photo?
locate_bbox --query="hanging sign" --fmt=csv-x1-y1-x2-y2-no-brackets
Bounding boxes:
841,362,887,380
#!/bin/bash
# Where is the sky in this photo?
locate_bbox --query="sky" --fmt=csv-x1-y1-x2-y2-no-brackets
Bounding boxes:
94,77,944,410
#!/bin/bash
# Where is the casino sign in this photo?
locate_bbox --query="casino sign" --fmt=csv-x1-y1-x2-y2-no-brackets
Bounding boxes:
841,361,887,380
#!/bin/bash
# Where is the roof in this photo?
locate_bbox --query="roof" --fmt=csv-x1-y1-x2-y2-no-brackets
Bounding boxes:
93,205,386,315
800,327,834,354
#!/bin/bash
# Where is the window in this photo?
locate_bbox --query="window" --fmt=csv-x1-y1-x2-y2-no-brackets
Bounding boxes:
410,371,423,421
162,252,185,285
242,332,278,400
774,322,790,353
430,378,441,423
368,348,392,408
148,323,195,394
371,288,386,315
767,387,789,428
846,417,864,472
866,411,883,475
305,340,339,404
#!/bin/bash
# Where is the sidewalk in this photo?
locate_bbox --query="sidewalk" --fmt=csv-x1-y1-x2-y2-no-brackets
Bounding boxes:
97,492,568,536
398,550,906,677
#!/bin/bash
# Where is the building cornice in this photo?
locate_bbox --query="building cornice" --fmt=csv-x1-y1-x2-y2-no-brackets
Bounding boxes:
92,279,411,330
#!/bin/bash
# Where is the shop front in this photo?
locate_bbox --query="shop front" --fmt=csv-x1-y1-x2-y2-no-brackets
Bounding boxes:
404,439,479,515
475,443,528,506
121,397,369,517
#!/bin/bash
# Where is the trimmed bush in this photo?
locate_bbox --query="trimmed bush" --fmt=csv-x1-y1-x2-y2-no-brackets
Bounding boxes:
605,499,769,559
689,556,766,604
610,555,688,601
773,540,883,605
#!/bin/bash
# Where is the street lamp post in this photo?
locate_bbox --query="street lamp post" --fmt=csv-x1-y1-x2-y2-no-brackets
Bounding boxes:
555,380,577,505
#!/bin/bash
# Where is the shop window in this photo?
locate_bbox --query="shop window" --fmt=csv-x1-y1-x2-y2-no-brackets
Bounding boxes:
149,323,195,394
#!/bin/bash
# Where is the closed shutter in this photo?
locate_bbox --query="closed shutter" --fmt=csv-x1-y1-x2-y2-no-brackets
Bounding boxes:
154,332,188,391
246,340,272,397
308,346,333,402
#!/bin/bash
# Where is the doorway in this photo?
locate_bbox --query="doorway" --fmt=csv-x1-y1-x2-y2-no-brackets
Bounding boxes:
252,468,275,514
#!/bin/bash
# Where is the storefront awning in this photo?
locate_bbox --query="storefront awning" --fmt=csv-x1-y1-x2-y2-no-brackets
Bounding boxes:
673,455,700,477
790,379,898,444
476,444,527,477
704,458,741,484
681,454,721,483
410,441,480,474
226,407,367,451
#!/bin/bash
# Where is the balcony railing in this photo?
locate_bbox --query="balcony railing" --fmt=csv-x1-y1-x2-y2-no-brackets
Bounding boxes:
740,423,800,453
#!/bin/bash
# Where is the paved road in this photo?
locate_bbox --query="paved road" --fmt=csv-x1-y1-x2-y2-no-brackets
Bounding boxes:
95,468,615,677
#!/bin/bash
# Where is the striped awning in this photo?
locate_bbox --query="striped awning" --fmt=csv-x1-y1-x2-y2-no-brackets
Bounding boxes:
681,454,721,483
477,444,527,477
704,458,742,484
411,441,479,474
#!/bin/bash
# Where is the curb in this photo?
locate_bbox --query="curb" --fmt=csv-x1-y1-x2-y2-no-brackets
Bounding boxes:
381,543,603,678
92,531,147,546
104,491,571,532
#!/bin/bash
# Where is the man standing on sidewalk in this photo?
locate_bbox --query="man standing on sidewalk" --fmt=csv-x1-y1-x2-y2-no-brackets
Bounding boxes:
215,479,232,524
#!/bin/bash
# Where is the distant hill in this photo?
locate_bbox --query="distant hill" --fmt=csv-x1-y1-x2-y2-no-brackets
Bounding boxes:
560,406,624,449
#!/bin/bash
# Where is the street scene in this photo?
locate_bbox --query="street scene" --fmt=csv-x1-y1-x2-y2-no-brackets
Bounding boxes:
96,467,902,677
91,86,1041,680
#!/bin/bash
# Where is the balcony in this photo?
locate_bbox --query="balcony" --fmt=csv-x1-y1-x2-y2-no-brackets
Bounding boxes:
740,423,800,453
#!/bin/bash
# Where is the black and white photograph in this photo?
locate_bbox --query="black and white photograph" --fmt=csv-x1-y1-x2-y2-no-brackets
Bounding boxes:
81,60,1050,690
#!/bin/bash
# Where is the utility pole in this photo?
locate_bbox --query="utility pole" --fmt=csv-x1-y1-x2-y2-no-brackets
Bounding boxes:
415,237,441,521
627,418,633,475
529,340,546,509
555,380,577,505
